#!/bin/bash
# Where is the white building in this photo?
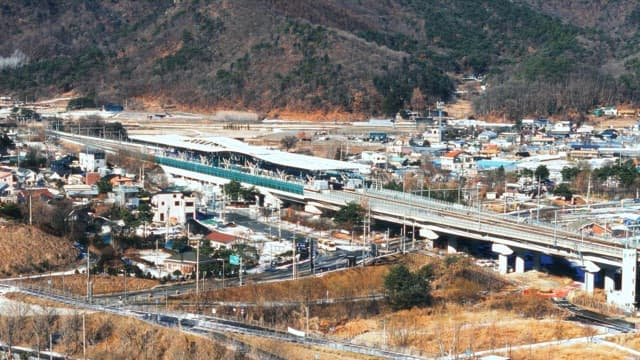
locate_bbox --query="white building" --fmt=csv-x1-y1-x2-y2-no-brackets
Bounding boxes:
78,150,106,172
361,151,387,166
0,167,14,188
151,191,197,225
440,150,476,175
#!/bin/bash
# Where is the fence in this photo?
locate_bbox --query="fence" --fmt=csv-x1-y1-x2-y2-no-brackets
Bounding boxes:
156,156,304,195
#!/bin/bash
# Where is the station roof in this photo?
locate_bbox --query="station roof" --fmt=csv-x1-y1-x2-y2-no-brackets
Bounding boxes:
130,134,368,172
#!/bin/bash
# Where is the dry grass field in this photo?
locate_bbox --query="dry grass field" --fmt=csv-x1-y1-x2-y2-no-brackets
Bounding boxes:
25,274,158,295
0,225,79,276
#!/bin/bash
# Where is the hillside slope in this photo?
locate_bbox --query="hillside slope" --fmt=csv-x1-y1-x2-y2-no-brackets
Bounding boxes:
0,0,635,118
0,224,78,275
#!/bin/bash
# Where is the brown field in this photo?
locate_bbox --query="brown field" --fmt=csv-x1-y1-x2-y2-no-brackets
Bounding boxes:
0,224,79,276
611,332,640,352
508,343,630,360
3,252,628,359
0,310,236,359
198,265,390,304
231,334,379,360
24,274,158,295
4,292,75,309
334,304,597,355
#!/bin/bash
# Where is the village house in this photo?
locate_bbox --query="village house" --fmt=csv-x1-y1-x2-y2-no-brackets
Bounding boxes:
439,149,476,175
107,174,136,187
0,167,14,194
78,149,107,172
163,251,215,275
206,230,237,250
151,191,197,225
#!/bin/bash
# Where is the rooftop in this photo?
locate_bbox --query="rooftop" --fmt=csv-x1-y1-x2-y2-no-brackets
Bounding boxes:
130,134,368,172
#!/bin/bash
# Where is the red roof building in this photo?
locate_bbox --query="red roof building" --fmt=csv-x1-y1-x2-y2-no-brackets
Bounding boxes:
206,230,237,249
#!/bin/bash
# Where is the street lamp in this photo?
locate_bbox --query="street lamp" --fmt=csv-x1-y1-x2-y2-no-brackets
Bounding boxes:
476,182,481,228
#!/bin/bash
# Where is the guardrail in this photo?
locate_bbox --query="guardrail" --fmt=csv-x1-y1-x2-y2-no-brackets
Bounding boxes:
306,189,626,261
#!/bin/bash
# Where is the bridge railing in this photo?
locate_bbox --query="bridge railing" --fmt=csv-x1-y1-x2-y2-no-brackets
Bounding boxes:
363,188,627,246
310,190,625,259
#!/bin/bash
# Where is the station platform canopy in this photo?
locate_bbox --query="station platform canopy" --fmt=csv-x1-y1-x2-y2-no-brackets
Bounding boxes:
130,134,369,173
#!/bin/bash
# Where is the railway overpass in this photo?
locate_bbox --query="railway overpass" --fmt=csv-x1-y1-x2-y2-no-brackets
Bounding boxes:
50,130,639,311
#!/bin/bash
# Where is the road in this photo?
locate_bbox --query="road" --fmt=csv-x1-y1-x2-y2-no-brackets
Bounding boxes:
1,284,427,360
91,208,384,302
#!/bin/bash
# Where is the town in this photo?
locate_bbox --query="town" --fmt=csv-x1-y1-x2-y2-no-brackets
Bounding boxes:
1,96,640,358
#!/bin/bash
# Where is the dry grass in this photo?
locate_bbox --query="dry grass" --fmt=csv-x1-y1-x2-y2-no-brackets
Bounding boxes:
508,343,630,360
336,305,598,356
198,265,391,303
611,332,640,351
0,308,234,359
232,333,379,360
0,224,79,276
4,292,75,309
25,274,158,295
569,290,626,316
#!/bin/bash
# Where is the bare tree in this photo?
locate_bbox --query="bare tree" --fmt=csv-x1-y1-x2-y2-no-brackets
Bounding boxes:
280,136,298,151
62,311,83,354
31,306,58,355
410,87,426,111
0,301,30,358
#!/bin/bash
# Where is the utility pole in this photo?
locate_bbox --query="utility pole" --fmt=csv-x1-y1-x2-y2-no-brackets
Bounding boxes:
412,220,415,251
86,248,91,304
402,215,406,254
124,266,127,304
362,213,367,267
82,313,86,360
536,176,541,222
278,200,282,240
239,256,243,286
292,234,297,280
553,210,558,246
305,305,309,336
586,173,592,210
196,238,200,312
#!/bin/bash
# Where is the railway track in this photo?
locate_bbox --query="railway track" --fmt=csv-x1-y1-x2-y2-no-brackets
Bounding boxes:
554,299,637,333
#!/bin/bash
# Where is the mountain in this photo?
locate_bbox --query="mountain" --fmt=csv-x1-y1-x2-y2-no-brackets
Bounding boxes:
0,0,637,119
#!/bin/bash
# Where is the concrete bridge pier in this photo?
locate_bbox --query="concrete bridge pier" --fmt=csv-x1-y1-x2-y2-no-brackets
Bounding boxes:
582,261,600,295
492,244,514,275
604,271,615,294
515,254,525,274
498,254,509,274
606,249,637,311
447,238,458,254
583,272,595,294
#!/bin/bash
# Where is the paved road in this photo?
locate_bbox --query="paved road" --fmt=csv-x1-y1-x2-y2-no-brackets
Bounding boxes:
1,284,426,360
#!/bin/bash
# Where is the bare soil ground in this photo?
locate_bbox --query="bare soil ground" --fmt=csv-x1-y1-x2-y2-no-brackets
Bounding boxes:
0,224,79,276
446,99,475,119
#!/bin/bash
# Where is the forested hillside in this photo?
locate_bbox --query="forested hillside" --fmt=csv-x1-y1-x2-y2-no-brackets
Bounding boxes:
0,0,637,119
